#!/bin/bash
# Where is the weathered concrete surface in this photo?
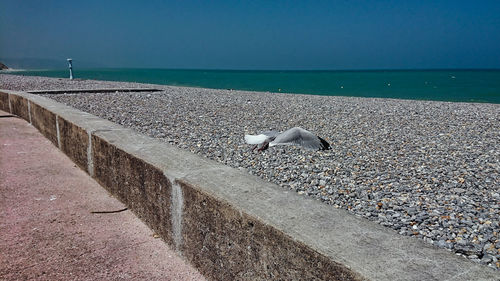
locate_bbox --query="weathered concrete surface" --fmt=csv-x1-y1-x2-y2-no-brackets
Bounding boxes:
0,91,9,111
1,89,499,281
30,101,58,146
179,179,360,280
7,93,29,121
57,115,89,170
91,134,176,247
0,111,205,281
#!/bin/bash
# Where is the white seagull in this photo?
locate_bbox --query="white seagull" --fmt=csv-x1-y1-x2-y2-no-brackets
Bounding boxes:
244,127,331,151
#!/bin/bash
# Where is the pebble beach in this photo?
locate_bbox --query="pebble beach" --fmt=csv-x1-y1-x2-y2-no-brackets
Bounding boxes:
1,73,499,269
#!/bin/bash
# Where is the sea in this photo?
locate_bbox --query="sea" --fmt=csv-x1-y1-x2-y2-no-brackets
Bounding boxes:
4,68,500,104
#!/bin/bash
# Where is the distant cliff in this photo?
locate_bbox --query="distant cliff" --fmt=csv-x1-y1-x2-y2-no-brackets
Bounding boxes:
0,58,63,69
0,62,8,70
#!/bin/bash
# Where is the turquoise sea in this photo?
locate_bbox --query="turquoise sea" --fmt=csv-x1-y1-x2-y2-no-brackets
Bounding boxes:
4,69,500,104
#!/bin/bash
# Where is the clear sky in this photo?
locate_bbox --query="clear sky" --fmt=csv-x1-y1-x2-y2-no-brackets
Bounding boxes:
1,0,500,70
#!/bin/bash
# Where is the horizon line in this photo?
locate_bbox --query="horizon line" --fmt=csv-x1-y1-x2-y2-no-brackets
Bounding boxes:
3,67,500,72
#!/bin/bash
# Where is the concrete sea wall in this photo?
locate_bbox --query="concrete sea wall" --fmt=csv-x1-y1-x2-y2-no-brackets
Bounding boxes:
1,89,497,280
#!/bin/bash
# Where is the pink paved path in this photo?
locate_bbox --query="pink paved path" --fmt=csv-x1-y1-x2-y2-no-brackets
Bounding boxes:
0,111,206,281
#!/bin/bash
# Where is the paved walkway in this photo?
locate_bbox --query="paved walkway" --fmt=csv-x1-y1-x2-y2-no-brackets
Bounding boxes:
0,111,205,280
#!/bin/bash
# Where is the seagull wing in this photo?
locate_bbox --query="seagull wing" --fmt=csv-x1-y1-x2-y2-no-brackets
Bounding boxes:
270,127,330,150
244,130,279,144
261,130,280,138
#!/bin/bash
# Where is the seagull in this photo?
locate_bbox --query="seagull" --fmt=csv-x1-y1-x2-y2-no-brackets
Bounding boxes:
244,127,331,151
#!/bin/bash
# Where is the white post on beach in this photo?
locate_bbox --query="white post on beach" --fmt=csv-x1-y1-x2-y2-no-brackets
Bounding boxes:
67,58,73,79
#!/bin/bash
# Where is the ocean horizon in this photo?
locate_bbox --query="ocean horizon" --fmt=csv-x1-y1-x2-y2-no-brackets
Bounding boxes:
3,68,500,104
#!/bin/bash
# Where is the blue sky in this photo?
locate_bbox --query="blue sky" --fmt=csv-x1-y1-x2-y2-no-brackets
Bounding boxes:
1,0,499,69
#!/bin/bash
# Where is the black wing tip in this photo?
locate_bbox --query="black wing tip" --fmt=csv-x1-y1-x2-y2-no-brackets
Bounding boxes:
317,136,331,150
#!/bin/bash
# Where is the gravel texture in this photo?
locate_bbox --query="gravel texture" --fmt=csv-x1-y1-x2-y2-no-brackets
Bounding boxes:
2,73,499,269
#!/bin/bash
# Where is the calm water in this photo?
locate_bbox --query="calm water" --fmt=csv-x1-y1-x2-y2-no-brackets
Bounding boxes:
5,68,500,103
